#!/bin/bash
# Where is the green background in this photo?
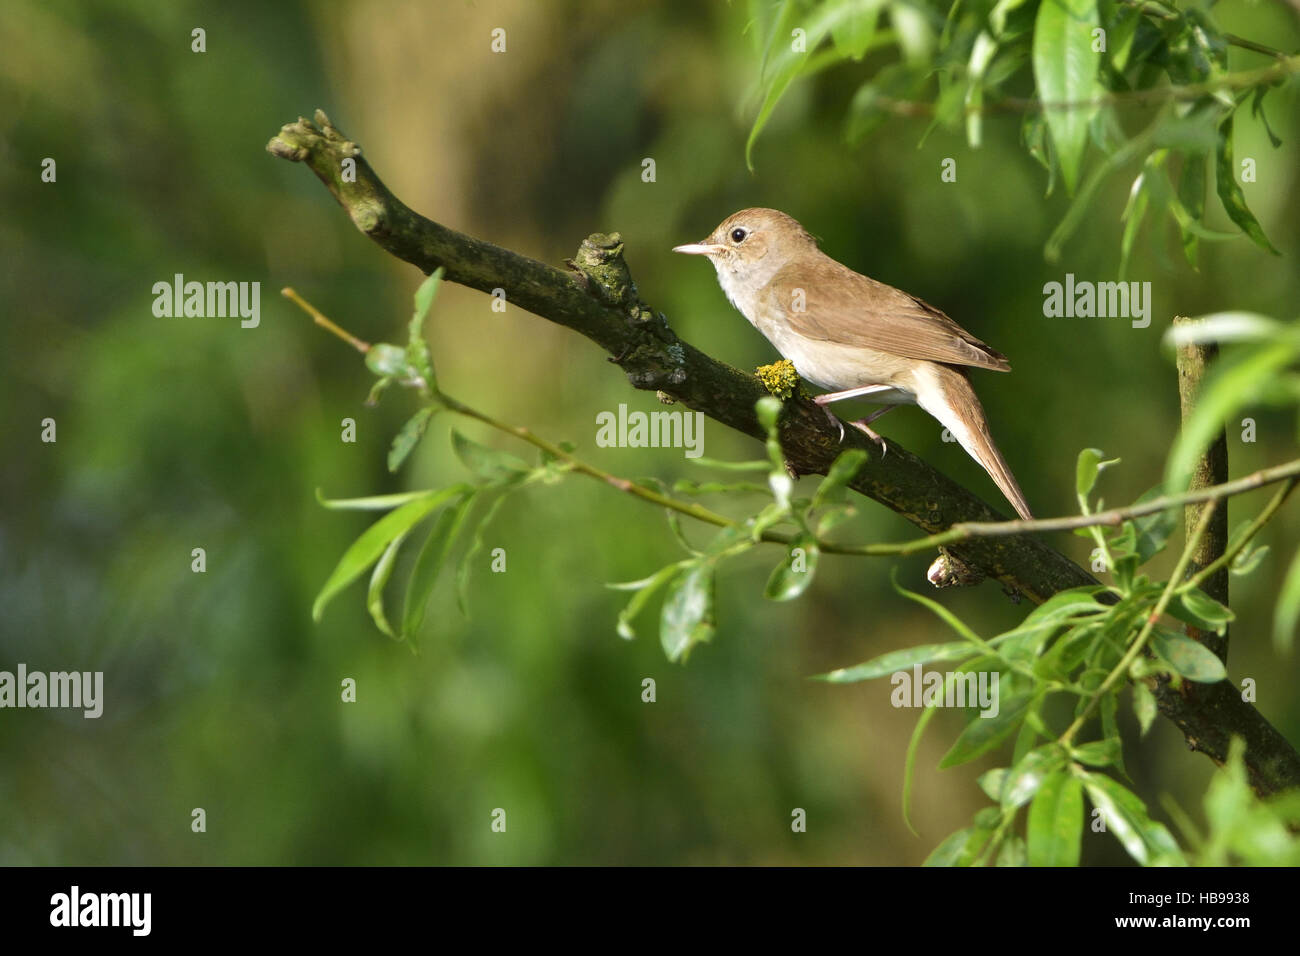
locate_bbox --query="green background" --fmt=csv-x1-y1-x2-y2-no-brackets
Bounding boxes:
1,0,1297,864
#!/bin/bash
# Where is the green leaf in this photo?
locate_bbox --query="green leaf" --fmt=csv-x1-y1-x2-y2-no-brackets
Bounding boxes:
312,488,466,622
1177,149,1207,266
450,428,532,484
812,448,868,509
996,835,1028,867
890,569,985,646
1027,771,1083,866
1215,114,1279,255
924,827,976,867
405,267,443,388
1119,167,1150,280
660,561,717,662
1274,547,1300,654
455,493,507,615
686,457,770,472
890,0,934,62
1003,745,1067,809
388,406,437,473
413,268,443,325
672,478,769,497
1130,486,1179,565
1132,680,1157,737
965,31,999,148
365,342,412,379
1071,738,1121,768
1082,772,1185,865
765,536,820,601
816,641,980,683
830,0,882,60
1163,311,1282,347
367,532,409,639
615,562,687,641
978,768,1009,802
745,5,857,169
401,490,478,640
316,488,454,511
1165,340,1296,494
1177,588,1235,631
1032,0,1102,194
940,689,1036,768
1001,587,1105,640
1075,447,1119,501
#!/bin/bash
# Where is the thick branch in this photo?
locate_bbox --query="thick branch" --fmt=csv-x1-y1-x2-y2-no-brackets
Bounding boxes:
267,110,1300,795
1175,319,1230,662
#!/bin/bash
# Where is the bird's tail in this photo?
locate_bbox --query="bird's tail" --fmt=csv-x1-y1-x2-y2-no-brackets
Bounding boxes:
918,366,1034,521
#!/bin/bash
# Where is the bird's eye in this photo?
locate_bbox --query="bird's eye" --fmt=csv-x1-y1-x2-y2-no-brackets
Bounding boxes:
730,227,747,243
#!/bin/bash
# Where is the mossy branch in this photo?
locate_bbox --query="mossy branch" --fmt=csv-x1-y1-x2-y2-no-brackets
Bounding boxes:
267,110,1300,796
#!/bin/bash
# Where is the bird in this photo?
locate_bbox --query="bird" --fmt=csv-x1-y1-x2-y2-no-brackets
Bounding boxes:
673,207,1033,520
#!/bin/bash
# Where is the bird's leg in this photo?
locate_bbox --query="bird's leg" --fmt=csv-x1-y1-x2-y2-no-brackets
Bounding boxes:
813,386,895,452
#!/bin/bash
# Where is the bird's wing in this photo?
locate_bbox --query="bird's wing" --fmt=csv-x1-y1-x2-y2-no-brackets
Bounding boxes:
763,259,1011,371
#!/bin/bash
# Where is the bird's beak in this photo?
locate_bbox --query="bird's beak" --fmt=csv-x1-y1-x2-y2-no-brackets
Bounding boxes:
672,242,722,256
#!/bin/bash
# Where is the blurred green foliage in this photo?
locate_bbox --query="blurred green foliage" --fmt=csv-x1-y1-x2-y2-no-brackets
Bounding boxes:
1,0,1298,865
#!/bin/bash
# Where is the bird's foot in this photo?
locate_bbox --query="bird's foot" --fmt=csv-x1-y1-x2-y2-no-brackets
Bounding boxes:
849,419,888,456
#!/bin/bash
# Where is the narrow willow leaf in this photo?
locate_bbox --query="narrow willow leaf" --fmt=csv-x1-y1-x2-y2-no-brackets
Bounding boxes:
1027,771,1083,866
1100,685,1127,777
812,448,868,509
965,31,998,148
1215,115,1280,255
401,491,478,640
1003,745,1066,809
413,268,443,324
312,488,465,622
454,493,506,615
815,641,979,683
1273,547,1300,654
1164,341,1296,494
890,569,984,646
830,0,882,59
1162,311,1282,347
765,536,819,601
1177,150,1207,266
660,561,716,662
672,478,769,496
939,691,1035,769
1075,447,1119,501
745,5,860,169
1132,680,1157,737
450,428,532,483
1119,169,1149,280
316,488,456,511
1178,588,1235,627
996,835,1028,867
1082,772,1185,865
685,457,770,472
388,406,436,473
367,532,409,639
978,768,1010,802
616,562,687,641
1032,0,1101,194
1071,738,1121,768
923,827,974,867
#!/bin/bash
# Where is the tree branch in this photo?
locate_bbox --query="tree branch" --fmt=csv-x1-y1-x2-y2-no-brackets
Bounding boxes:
266,109,1300,796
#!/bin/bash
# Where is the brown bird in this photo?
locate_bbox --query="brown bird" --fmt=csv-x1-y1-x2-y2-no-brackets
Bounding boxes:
674,208,1033,520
